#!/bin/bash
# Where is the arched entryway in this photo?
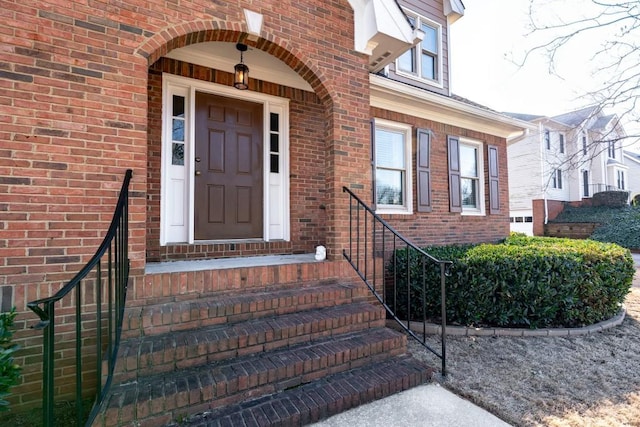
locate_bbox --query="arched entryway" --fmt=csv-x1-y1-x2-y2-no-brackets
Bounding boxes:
144,32,338,262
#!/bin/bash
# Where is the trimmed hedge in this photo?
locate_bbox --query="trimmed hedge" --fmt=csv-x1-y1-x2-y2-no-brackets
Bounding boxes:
388,235,634,328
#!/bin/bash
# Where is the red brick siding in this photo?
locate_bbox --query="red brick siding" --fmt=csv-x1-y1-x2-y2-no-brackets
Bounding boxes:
1,0,371,411
532,199,566,236
372,107,511,245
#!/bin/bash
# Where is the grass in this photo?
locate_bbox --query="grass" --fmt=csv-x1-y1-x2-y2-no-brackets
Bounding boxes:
410,270,640,426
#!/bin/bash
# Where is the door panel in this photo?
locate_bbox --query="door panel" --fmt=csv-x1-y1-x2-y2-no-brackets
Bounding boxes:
195,92,263,240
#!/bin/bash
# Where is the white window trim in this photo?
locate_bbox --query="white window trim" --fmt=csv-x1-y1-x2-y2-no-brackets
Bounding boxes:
395,10,444,89
460,138,485,216
374,119,413,215
160,74,290,245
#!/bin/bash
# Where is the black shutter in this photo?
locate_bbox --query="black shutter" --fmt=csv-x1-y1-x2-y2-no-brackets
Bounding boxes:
488,144,500,214
416,128,432,212
371,118,377,210
448,136,462,212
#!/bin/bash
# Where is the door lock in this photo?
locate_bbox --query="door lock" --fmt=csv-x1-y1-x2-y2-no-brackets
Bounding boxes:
195,170,201,176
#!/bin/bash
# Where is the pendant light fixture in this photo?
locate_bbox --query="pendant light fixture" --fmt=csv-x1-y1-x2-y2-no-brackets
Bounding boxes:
233,43,249,90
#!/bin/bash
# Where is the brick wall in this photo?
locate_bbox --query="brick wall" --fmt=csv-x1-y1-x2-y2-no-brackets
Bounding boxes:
371,107,511,245
1,0,371,411
532,199,566,236
545,222,599,239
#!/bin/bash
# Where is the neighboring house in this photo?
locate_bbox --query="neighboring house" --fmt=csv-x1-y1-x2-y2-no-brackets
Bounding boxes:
0,0,528,419
506,106,629,235
624,150,640,204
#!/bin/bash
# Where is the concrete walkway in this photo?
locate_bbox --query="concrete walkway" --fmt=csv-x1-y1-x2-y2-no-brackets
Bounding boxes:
311,383,511,427
311,254,640,427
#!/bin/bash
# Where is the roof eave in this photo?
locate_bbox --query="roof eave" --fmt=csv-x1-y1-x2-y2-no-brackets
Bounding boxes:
370,74,532,138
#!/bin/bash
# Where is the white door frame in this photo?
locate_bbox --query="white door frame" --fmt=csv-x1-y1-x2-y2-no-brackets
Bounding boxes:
160,74,290,245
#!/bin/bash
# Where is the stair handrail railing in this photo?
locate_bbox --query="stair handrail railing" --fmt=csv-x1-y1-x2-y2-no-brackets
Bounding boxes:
342,187,452,375
27,169,133,427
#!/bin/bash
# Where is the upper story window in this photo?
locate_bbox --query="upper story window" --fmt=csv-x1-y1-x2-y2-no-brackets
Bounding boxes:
608,140,616,159
396,12,442,86
582,134,588,155
617,170,625,190
559,134,565,154
373,119,413,214
551,169,563,189
544,129,550,150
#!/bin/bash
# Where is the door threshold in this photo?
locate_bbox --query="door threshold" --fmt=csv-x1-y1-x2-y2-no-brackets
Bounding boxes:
192,239,266,244
145,253,316,274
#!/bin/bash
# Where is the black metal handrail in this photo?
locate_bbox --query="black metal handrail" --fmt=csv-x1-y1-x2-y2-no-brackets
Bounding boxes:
27,169,132,427
342,187,452,375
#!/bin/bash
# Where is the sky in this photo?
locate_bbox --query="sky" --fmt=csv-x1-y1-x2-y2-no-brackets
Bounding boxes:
449,0,637,121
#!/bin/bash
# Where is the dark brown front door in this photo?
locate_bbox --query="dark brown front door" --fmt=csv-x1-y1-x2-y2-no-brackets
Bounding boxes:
194,92,263,240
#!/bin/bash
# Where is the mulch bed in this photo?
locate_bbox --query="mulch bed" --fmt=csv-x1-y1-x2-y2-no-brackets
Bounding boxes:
409,271,640,427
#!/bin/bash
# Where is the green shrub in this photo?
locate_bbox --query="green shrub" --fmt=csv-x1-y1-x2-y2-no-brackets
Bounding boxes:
0,308,21,411
389,235,634,328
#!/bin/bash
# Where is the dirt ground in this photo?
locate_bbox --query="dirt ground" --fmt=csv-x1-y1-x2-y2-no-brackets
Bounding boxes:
409,271,640,427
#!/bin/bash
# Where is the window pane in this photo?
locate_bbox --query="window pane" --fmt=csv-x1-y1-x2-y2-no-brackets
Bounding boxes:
375,129,405,169
270,154,279,173
172,142,184,166
172,118,184,142
270,113,279,132
376,169,404,205
172,95,185,117
461,178,477,208
459,144,478,177
270,133,279,153
421,24,437,53
398,48,415,73
421,53,435,80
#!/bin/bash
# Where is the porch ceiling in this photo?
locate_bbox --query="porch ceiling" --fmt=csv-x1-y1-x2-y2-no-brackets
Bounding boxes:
165,41,314,92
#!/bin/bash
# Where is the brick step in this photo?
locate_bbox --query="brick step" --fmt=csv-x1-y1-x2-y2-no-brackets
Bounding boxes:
99,327,407,426
114,302,386,383
121,282,370,339
174,354,432,427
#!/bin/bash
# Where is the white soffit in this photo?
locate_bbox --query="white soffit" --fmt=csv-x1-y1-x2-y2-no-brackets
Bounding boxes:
165,42,313,92
443,0,465,24
350,0,423,72
370,74,531,138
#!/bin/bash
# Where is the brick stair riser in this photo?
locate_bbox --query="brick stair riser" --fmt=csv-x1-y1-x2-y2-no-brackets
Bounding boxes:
100,329,406,426
173,355,431,427
112,304,386,383
120,284,371,339
128,261,366,308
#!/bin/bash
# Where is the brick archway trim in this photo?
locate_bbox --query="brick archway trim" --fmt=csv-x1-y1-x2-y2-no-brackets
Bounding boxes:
136,20,335,106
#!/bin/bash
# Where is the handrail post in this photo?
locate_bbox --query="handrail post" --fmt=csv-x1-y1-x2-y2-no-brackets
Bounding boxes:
341,186,450,377
43,302,55,427
27,170,132,427
440,261,447,376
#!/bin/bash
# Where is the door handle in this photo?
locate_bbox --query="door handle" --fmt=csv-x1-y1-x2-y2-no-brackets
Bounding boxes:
195,170,201,176
195,157,201,162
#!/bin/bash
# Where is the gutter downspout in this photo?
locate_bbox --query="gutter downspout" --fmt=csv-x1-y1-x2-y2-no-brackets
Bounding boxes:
540,122,549,227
